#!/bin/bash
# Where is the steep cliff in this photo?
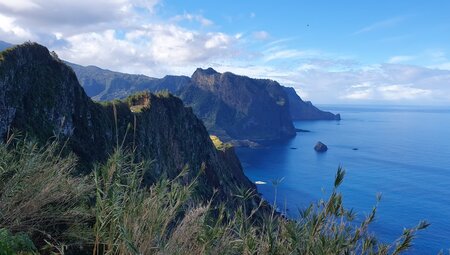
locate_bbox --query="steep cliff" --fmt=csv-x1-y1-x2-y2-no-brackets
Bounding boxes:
283,86,341,121
0,42,258,204
179,68,296,141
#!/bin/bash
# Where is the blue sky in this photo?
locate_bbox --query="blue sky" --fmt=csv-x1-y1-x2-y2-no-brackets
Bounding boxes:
161,0,450,65
1,0,450,104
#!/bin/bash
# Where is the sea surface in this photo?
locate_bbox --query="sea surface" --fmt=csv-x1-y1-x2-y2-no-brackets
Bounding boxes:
236,105,450,254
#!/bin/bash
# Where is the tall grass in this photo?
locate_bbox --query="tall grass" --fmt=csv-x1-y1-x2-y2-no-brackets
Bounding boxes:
0,134,91,253
0,136,429,254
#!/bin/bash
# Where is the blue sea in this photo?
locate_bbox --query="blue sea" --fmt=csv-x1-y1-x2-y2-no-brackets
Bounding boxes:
236,105,450,254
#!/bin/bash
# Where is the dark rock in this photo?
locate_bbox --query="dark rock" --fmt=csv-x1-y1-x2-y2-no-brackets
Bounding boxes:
290,147,297,150
229,139,262,148
295,128,310,132
314,141,328,152
352,148,359,151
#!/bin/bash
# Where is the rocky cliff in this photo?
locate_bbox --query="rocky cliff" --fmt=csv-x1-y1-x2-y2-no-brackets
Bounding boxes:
179,68,296,141
283,87,341,121
0,42,258,204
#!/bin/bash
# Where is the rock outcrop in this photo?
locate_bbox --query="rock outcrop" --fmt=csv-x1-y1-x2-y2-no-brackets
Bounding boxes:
0,42,258,205
314,141,328,152
283,87,340,121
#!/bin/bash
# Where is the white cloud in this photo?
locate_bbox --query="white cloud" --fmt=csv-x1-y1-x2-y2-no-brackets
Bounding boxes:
388,55,415,64
172,13,213,26
0,14,33,40
344,89,374,100
0,0,243,76
0,0,39,11
263,49,320,62
429,62,450,70
354,16,405,34
252,30,270,40
378,84,432,100
57,25,240,77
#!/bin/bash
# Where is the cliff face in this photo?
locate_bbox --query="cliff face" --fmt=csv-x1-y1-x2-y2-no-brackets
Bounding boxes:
179,68,296,141
0,43,257,203
283,87,341,121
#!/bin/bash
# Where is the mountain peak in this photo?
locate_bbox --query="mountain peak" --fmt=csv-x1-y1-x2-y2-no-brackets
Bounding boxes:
193,67,219,77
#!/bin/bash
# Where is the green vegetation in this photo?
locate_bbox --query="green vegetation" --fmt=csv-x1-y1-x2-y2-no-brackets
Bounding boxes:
0,136,428,254
210,135,233,151
0,228,37,255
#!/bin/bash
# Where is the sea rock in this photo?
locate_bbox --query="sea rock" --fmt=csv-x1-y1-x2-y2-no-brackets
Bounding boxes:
314,141,328,152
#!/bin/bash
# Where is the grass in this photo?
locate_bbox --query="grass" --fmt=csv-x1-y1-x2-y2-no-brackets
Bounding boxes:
210,135,233,151
0,135,430,254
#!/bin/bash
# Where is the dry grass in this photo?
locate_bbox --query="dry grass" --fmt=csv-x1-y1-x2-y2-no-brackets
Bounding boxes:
0,134,92,251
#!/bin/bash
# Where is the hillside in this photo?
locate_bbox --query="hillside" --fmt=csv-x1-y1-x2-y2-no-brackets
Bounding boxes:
0,42,258,203
284,87,341,120
67,62,190,101
0,40,13,51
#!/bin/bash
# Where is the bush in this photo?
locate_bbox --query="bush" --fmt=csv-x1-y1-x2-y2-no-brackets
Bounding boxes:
0,228,37,255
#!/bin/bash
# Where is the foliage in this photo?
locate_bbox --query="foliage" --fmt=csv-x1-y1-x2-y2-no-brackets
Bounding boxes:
210,135,233,151
0,134,92,252
0,228,37,255
0,138,429,254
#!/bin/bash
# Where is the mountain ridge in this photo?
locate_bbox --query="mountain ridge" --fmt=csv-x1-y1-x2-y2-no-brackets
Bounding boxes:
68,63,341,142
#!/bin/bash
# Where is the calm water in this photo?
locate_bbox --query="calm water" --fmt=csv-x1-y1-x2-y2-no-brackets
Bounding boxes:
236,105,450,254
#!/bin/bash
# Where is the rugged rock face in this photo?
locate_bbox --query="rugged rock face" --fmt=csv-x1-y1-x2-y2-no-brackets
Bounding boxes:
179,68,296,141
283,87,341,121
0,42,258,204
314,141,328,152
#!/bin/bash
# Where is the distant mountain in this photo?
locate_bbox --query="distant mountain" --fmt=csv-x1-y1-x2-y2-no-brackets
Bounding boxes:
0,40,13,51
70,63,340,142
0,42,259,204
67,62,190,101
284,87,341,120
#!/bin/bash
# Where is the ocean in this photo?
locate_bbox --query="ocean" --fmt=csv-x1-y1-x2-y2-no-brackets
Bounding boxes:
236,105,450,254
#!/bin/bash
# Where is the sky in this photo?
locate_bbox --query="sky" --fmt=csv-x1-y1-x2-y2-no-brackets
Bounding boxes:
1,0,450,105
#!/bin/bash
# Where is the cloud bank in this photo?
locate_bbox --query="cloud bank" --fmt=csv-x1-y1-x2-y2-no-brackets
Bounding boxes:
0,0,449,105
